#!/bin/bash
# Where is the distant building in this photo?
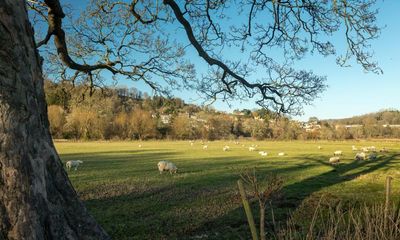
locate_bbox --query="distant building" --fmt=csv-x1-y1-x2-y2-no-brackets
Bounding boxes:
334,124,363,130
345,124,363,129
302,122,321,132
334,124,400,129
160,114,172,124
383,124,400,128
254,116,265,122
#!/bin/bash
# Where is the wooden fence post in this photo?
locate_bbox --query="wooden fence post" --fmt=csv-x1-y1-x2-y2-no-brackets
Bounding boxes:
237,180,259,240
384,176,393,229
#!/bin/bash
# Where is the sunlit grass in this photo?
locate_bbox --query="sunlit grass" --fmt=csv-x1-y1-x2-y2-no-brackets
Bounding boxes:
55,140,400,239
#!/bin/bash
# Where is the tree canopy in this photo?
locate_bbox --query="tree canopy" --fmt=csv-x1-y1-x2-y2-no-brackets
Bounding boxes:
29,0,381,114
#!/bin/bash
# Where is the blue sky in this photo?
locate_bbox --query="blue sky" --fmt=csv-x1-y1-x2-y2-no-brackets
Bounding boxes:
58,1,399,121
207,0,400,121
292,0,400,121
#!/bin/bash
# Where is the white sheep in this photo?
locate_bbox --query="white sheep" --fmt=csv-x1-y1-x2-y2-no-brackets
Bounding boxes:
157,161,178,174
223,145,230,151
368,146,376,152
333,150,342,156
278,152,286,156
249,147,256,152
352,145,358,151
380,147,388,153
361,147,369,152
329,156,340,165
203,145,208,150
355,152,366,161
138,144,142,148
259,151,268,156
66,160,83,171
318,146,322,150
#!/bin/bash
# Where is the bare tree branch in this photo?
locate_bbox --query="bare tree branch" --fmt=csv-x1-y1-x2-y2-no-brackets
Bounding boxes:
29,0,381,115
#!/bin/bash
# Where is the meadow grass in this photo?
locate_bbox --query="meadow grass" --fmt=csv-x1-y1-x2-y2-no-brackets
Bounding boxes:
55,140,400,239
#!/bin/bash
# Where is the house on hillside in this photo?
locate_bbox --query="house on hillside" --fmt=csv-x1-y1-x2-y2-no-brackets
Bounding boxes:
383,124,400,128
254,116,265,122
191,115,207,123
302,122,321,132
334,124,363,130
151,113,172,124
345,124,363,129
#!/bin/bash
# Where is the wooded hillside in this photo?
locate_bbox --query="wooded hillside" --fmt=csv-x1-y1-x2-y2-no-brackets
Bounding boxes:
45,80,400,140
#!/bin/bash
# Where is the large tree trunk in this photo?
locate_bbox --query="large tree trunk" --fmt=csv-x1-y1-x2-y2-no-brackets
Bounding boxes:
0,1,109,239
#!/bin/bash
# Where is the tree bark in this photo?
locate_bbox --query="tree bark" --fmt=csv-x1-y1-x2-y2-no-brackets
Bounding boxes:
0,1,109,239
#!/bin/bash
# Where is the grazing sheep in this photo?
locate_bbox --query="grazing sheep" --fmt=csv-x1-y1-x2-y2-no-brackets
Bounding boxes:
368,153,377,160
380,147,388,153
318,146,322,150
66,160,83,171
157,161,167,173
278,152,286,156
234,141,239,145
223,145,230,151
368,146,376,152
138,144,142,148
352,145,358,151
157,161,178,174
329,156,340,165
355,152,367,161
203,145,208,150
190,142,194,146
361,147,369,152
259,151,268,156
249,147,256,152
333,150,343,156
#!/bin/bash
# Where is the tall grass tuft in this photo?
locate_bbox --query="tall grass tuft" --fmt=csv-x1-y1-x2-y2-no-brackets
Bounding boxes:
238,171,400,240
276,200,400,240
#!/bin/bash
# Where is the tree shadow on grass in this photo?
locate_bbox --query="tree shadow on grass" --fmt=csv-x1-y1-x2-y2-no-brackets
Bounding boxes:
279,153,399,205
80,159,325,240
186,152,400,239
60,149,323,239
59,148,399,239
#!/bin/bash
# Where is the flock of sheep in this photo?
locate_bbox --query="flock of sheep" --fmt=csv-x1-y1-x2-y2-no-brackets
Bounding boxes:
328,145,388,165
155,141,288,174
64,141,391,173
221,143,286,157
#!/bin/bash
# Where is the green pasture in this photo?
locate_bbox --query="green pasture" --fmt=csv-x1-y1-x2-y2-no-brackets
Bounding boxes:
55,140,400,239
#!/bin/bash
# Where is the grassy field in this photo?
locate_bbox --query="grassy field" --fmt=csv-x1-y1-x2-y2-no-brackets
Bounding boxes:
55,140,400,239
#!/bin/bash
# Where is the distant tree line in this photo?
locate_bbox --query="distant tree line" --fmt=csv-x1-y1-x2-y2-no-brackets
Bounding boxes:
45,81,400,140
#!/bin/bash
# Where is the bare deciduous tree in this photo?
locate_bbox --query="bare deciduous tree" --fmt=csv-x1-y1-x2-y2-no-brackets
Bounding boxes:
29,0,381,115
0,0,381,238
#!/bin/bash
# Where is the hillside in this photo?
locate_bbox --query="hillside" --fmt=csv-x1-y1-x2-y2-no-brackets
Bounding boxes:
44,80,400,140
323,110,400,126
